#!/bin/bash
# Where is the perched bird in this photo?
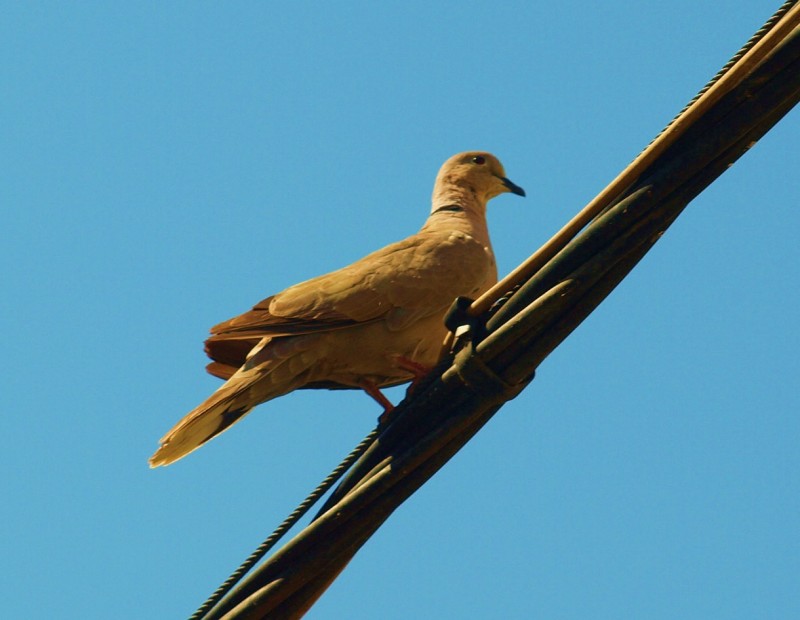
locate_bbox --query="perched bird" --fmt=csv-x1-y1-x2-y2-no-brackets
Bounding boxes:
149,151,525,467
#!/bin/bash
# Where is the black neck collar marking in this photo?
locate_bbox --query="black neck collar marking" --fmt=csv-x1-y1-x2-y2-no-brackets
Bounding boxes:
432,204,464,214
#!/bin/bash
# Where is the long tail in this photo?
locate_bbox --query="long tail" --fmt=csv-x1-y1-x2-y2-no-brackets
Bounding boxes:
149,337,311,467
149,381,257,467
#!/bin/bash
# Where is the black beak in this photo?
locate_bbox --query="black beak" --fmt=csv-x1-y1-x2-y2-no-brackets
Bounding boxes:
500,177,526,197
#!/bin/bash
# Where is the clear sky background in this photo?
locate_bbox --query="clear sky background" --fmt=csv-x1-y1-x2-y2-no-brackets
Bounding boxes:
3,3,798,619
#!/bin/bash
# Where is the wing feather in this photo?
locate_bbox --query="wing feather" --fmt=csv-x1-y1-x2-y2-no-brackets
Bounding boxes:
205,229,494,370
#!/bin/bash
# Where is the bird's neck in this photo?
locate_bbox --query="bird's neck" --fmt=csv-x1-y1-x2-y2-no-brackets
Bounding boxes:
427,185,491,241
431,183,488,215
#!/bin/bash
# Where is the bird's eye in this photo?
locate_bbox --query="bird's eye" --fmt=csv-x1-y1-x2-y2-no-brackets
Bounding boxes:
471,155,486,165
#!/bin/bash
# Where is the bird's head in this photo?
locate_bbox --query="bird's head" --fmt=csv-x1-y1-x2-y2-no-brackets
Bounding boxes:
433,151,525,210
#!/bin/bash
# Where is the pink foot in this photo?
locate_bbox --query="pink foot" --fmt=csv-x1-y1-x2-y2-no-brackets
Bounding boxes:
358,379,395,425
394,355,434,397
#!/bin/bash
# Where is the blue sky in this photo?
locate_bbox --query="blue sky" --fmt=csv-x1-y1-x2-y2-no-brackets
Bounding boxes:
2,3,798,619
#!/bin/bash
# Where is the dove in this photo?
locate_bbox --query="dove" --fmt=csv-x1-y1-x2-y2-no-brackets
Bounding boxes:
149,151,525,467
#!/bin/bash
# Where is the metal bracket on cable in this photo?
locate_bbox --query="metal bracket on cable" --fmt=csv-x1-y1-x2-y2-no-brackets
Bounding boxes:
445,339,529,405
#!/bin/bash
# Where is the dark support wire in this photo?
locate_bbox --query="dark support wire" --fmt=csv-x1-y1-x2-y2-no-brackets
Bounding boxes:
213,18,799,617
187,4,800,619
463,0,799,322
189,428,380,620
643,0,797,152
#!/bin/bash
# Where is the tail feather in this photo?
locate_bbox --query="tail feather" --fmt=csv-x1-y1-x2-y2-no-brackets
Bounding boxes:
150,334,319,467
205,361,237,380
148,380,258,467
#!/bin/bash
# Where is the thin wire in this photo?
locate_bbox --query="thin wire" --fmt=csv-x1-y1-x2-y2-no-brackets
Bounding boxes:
642,0,797,152
189,427,380,620
464,0,800,322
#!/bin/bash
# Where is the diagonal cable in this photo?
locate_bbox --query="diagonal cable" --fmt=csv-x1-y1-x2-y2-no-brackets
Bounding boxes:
189,428,379,620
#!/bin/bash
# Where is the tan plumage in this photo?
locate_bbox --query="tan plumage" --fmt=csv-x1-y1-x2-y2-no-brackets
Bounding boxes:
149,151,525,467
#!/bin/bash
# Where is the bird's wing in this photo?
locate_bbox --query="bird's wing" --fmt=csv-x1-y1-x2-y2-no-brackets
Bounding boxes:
208,229,491,340
203,228,493,375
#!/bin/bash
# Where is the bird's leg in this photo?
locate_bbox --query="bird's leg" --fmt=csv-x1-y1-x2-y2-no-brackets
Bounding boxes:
358,379,395,425
363,358,434,426
394,356,433,379
394,355,434,396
